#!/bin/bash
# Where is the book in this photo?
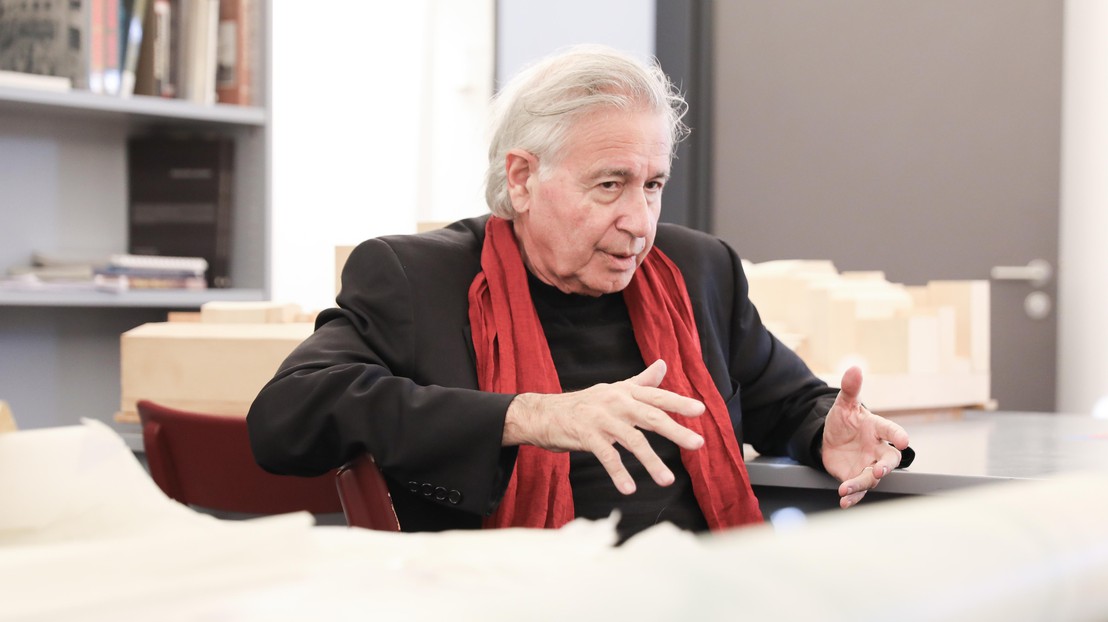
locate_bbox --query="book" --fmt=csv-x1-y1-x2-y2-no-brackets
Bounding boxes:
30,249,110,269
94,254,208,290
119,274,207,289
88,0,121,93
215,0,254,105
107,252,208,273
5,251,209,290
177,0,219,104
127,135,234,287
0,70,72,92
4,249,107,281
117,0,151,96
0,0,90,89
8,264,96,281
0,273,127,294
134,0,174,97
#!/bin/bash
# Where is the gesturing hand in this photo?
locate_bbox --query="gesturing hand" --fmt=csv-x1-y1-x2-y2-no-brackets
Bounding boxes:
502,359,705,495
822,366,910,508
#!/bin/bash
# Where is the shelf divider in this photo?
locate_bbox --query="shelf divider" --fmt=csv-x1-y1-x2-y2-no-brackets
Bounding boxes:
0,288,267,309
0,86,267,126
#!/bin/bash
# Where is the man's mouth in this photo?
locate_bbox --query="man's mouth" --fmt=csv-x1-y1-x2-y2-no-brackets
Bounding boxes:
603,250,639,269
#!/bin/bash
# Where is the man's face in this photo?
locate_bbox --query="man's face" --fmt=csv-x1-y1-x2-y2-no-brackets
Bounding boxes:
507,108,671,296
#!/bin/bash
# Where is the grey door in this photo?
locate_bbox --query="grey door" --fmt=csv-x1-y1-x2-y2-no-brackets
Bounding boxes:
709,0,1062,412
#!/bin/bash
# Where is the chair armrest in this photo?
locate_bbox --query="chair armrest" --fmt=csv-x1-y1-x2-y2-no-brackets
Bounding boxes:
335,454,401,531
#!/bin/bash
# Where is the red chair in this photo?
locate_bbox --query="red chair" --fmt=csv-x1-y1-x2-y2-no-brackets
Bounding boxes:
335,453,401,531
137,400,343,515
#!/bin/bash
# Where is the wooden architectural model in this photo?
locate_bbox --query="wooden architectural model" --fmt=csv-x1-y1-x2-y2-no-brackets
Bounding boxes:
0,400,15,434
118,254,990,424
744,260,991,413
117,302,314,423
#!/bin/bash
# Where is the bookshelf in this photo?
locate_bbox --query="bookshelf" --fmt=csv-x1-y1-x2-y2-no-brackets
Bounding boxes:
0,7,270,433
0,288,266,308
0,85,267,125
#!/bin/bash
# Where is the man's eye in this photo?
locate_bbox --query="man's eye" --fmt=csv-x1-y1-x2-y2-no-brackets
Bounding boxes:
599,181,620,190
646,181,665,191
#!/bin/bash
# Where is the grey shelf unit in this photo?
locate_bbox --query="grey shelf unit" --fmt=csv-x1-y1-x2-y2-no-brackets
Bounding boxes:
0,19,271,433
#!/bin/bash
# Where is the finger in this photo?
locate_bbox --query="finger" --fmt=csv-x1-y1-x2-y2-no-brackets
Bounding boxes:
634,405,704,451
840,489,867,509
829,367,864,418
865,445,906,481
837,365,863,402
590,441,637,495
629,359,668,389
838,465,880,498
873,416,911,449
615,428,676,488
630,384,705,418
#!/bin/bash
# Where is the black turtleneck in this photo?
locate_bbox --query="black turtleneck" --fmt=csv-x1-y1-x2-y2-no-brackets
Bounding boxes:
526,272,708,543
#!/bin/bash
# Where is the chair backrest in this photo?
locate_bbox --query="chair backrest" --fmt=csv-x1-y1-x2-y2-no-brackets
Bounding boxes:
136,400,343,515
335,453,401,531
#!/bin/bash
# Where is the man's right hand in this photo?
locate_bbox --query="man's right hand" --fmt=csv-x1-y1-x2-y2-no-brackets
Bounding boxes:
501,359,705,495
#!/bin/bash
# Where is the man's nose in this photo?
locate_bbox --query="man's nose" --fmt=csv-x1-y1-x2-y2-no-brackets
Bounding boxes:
616,188,655,238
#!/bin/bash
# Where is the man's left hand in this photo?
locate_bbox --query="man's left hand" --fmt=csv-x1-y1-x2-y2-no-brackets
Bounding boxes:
821,366,910,509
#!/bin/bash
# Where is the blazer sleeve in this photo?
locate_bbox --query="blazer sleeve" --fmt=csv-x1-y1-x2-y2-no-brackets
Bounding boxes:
247,237,517,517
721,241,839,467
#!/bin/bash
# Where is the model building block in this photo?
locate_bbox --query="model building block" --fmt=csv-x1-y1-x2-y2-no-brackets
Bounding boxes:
744,259,991,412
199,301,303,324
918,280,990,373
804,280,914,375
118,321,313,422
744,259,838,340
855,313,941,374
0,400,15,434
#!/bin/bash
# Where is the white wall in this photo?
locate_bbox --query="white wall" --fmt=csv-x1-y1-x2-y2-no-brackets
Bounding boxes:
272,2,1107,416
496,0,655,85
1057,0,1108,416
270,0,653,311
270,1,493,311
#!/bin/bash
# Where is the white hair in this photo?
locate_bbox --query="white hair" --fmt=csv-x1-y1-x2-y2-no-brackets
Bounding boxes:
484,44,690,219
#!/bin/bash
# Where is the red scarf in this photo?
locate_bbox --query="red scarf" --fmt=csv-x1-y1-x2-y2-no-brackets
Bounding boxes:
468,216,762,531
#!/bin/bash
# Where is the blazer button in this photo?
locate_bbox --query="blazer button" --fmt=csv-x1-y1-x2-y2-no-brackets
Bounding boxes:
420,483,434,497
447,489,463,505
407,481,420,493
433,486,447,501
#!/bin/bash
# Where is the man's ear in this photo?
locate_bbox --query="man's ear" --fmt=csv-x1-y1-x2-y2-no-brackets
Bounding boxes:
505,149,538,213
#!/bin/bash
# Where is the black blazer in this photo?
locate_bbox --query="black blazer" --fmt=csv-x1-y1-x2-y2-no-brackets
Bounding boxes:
247,215,835,531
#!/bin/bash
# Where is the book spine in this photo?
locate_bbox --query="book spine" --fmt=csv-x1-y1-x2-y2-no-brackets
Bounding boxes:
118,0,151,96
151,0,174,96
213,137,233,287
100,265,206,278
100,0,122,93
71,0,92,89
215,0,252,105
0,70,72,91
179,0,219,103
177,0,197,101
107,253,208,273
132,0,157,96
88,0,106,93
201,0,219,104
126,136,234,288
170,0,187,99
121,274,208,290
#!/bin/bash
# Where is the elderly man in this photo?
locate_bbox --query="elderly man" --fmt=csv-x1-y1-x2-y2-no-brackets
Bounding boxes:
248,44,910,541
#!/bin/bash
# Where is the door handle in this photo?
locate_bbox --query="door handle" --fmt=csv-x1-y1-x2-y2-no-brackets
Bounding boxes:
990,259,1052,288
